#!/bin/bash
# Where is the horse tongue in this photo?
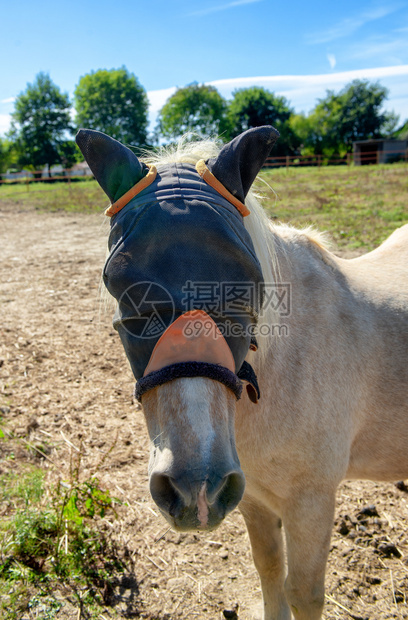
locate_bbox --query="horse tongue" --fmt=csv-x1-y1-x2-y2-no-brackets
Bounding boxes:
144,311,235,376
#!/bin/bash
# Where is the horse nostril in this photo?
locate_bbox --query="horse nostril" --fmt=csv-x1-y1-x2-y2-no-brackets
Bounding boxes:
149,469,246,529
209,472,246,512
149,473,183,517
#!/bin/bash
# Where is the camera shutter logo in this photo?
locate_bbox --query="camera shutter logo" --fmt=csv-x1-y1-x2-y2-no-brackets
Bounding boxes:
118,282,175,339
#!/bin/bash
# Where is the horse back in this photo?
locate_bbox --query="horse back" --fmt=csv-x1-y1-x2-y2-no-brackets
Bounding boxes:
337,224,408,479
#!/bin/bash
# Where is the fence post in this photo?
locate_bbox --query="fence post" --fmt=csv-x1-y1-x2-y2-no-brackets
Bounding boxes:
26,176,29,192
317,154,321,168
286,155,289,170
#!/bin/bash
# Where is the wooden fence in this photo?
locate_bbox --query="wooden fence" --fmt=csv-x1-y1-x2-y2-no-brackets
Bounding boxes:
1,148,407,188
0,168,93,187
265,147,408,168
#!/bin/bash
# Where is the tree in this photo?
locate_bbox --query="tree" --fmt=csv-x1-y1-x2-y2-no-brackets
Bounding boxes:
74,68,149,146
9,72,73,171
0,138,4,174
157,83,229,140
0,138,17,175
58,139,83,169
226,87,300,155
289,111,335,157
304,80,398,155
393,119,408,140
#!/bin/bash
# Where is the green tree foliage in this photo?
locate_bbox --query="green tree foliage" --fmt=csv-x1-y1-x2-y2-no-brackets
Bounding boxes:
58,139,83,168
9,72,73,170
0,138,5,174
227,87,300,155
393,118,408,140
295,80,398,156
74,68,149,146
0,137,18,174
289,112,331,157
157,83,229,140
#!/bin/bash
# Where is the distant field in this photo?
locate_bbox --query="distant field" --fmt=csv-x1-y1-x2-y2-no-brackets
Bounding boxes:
0,179,106,214
1,163,407,251
260,163,407,250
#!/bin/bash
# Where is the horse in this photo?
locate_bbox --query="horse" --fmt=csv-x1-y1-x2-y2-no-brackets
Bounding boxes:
76,126,408,620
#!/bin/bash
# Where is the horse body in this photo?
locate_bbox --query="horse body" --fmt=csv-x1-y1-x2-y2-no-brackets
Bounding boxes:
238,223,408,485
236,223,408,619
76,127,408,620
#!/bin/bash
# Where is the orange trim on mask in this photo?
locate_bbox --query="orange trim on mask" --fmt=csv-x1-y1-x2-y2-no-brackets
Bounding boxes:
104,160,250,219
195,160,250,217
144,310,235,376
104,165,157,217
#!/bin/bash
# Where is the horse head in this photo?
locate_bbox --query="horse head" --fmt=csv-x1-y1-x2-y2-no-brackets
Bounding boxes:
76,126,278,531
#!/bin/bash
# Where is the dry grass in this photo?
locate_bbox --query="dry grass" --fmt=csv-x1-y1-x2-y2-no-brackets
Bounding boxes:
259,162,408,250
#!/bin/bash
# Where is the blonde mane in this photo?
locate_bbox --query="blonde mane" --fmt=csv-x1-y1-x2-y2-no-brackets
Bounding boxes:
275,222,332,251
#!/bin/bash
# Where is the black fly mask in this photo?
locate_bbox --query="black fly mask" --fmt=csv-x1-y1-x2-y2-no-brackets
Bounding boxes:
76,126,279,403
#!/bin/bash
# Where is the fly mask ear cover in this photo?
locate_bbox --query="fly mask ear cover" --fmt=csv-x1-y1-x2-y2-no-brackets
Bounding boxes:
76,126,279,403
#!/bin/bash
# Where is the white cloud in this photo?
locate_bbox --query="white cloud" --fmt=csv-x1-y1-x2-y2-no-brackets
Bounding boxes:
142,65,408,130
147,86,177,129
0,114,12,135
207,64,408,92
306,4,403,44
189,0,262,17
327,54,337,70
203,64,408,119
0,97,15,105
346,34,408,65
148,87,177,114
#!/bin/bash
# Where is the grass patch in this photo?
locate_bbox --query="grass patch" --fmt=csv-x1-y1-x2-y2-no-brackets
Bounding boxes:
259,163,408,251
0,452,126,619
0,179,106,213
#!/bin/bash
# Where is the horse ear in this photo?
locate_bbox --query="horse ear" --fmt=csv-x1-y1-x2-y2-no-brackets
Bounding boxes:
75,129,148,203
207,126,279,203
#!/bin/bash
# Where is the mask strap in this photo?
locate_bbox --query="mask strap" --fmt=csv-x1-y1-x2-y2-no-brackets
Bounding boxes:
105,165,157,217
237,360,261,403
135,361,243,402
196,160,250,217
104,161,250,218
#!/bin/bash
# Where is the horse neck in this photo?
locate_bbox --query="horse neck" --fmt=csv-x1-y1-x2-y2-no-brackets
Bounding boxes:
251,225,344,388
236,227,346,447
248,224,404,410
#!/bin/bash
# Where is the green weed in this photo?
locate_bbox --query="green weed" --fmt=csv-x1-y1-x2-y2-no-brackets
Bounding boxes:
27,595,63,619
0,449,124,618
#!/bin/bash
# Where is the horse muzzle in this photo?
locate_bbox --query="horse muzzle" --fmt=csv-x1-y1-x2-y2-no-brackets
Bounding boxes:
149,468,246,531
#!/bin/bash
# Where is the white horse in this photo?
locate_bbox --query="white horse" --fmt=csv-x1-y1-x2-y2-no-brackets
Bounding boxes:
77,127,408,620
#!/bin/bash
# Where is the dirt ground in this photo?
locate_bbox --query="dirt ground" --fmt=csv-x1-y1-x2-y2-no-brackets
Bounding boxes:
1,202,408,619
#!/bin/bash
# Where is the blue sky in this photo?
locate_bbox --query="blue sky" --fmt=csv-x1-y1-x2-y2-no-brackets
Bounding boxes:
1,0,408,137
